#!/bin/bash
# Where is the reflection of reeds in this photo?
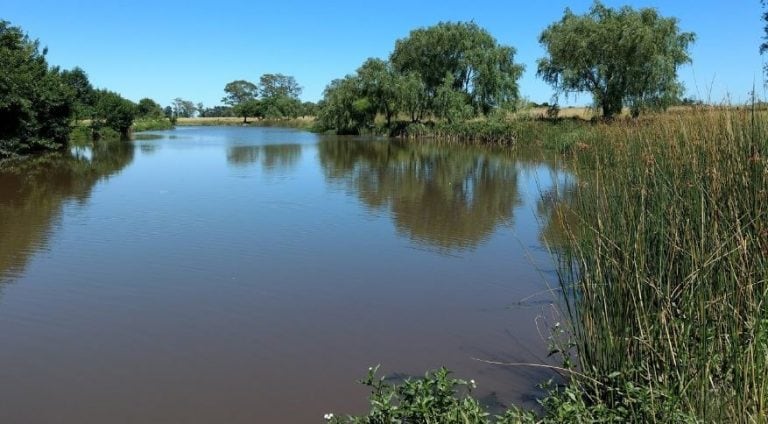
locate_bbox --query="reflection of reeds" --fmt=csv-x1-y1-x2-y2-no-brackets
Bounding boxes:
551,107,768,421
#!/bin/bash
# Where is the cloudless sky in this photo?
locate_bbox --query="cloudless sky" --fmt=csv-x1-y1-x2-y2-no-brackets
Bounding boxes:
4,1,765,107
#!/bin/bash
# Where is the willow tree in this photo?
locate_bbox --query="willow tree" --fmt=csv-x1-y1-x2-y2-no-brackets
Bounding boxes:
537,2,695,118
390,21,524,115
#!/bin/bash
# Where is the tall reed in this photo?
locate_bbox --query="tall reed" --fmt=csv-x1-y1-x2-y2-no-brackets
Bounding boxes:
553,107,768,421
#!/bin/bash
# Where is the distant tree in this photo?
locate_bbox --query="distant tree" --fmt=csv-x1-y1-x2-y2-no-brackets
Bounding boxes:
300,101,318,117
390,21,524,115
223,80,258,106
92,90,136,138
233,99,262,123
196,103,204,117
357,58,400,126
537,1,695,118
172,98,197,118
223,80,258,123
0,20,74,155
60,67,94,121
261,95,302,119
200,105,233,117
164,106,173,118
137,98,164,118
259,73,302,100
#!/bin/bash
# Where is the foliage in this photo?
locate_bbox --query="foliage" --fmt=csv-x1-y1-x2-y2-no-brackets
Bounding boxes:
222,79,259,119
259,73,302,99
356,58,400,125
223,80,259,106
91,89,137,138
199,105,234,117
131,118,173,132
260,95,302,119
60,67,94,121
317,76,373,134
391,21,524,115
317,21,524,134
300,101,318,117
172,97,197,118
328,367,509,424
0,20,74,157
137,97,164,118
232,99,262,123
537,1,695,118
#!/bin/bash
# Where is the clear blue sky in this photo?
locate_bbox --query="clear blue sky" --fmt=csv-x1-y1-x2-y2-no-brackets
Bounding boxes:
4,1,765,107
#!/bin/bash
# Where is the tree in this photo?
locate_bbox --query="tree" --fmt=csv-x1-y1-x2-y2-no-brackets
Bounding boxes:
232,99,262,123
61,67,94,121
259,73,302,99
300,101,318,117
390,21,524,115
137,98,164,118
223,80,258,106
0,20,74,155
172,97,197,118
92,90,136,138
357,58,400,126
223,80,258,123
398,73,429,122
537,2,695,119
317,76,373,134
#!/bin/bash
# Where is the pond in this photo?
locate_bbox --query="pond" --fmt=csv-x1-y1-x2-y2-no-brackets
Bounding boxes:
0,126,571,423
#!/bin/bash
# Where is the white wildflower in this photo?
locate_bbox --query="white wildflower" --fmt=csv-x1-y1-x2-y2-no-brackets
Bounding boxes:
324,412,334,421
470,379,477,389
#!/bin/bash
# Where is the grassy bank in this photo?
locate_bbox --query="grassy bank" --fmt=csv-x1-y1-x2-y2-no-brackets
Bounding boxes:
176,116,316,130
329,108,768,423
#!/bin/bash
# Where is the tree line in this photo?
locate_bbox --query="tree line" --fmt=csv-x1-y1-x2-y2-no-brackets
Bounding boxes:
315,1,696,134
0,1,737,155
0,18,188,158
219,74,317,123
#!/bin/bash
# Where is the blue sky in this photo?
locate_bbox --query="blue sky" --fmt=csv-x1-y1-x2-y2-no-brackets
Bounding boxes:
4,1,765,107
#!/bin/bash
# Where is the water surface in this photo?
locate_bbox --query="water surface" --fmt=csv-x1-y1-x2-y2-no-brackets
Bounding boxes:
0,127,570,423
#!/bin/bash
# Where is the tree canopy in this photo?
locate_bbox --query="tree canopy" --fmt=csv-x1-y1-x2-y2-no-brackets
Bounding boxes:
259,73,302,99
0,20,73,156
537,1,695,118
390,21,524,114
222,80,259,106
317,21,524,134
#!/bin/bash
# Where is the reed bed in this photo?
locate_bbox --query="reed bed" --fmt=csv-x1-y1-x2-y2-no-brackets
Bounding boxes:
550,107,768,422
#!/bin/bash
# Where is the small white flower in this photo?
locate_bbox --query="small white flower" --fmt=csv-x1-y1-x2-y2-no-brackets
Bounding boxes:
470,379,477,389
324,413,334,421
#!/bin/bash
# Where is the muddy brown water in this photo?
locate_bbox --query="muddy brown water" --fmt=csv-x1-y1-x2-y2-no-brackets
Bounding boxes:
0,127,571,423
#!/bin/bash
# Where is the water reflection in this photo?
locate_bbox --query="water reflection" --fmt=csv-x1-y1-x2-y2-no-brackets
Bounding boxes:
226,144,302,173
318,138,523,252
0,141,134,284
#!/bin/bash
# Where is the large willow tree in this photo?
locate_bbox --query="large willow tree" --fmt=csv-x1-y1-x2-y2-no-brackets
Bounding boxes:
537,2,695,118
390,21,524,115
